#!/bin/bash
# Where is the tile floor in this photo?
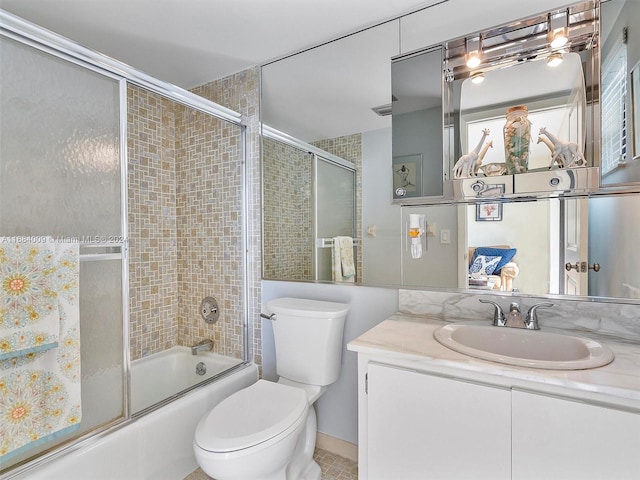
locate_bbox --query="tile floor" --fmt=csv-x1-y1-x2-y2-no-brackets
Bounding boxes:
184,448,358,480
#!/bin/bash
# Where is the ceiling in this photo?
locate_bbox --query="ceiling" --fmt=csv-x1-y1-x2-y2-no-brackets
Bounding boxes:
0,0,444,89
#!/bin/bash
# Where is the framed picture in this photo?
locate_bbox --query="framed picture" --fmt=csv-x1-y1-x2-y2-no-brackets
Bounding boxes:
476,202,502,221
631,61,640,159
392,154,422,199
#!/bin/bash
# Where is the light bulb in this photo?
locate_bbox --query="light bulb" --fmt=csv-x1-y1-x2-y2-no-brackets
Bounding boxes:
550,28,568,49
466,51,481,68
471,72,485,84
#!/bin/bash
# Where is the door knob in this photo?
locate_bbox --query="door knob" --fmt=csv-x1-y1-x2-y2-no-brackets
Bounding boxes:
565,262,600,272
565,262,580,272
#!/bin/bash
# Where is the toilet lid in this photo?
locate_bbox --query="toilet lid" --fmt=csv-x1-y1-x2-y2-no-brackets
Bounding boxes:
195,380,308,453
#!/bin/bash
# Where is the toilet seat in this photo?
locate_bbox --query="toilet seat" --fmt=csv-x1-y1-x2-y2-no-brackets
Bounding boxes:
194,380,308,453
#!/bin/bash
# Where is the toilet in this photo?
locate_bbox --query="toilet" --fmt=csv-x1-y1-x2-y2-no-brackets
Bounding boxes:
193,297,350,480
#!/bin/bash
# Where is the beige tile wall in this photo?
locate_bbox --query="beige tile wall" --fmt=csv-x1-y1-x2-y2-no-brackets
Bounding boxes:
127,85,179,360
262,137,313,280
127,77,254,363
175,107,244,359
191,67,263,370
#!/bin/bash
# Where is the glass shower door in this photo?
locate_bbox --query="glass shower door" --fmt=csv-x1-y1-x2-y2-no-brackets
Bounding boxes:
314,156,356,281
0,35,126,471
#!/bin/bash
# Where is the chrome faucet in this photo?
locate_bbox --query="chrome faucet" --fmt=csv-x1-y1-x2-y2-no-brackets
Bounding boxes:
524,303,554,330
480,299,554,330
191,339,214,355
505,302,525,328
479,299,506,326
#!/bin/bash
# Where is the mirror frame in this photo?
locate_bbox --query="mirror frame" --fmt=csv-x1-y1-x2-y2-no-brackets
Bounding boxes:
392,0,613,206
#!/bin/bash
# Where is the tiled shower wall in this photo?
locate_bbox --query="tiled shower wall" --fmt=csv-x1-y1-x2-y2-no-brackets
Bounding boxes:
175,107,244,357
191,67,263,369
127,82,248,362
262,137,313,280
127,85,179,359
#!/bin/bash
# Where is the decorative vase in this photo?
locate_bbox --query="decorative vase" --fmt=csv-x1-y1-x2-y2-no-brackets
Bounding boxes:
503,105,531,174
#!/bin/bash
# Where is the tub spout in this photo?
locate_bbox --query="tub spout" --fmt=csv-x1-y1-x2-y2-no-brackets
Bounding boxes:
191,339,214,355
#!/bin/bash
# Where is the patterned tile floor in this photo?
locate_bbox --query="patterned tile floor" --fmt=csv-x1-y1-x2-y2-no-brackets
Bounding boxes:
184,448,358,480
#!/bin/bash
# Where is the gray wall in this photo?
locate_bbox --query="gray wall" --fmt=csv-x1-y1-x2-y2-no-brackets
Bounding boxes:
361,127,402,285
261,280,398,445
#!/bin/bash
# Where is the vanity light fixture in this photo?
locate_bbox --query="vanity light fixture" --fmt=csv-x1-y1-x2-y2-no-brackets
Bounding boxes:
547,53,563,67
549,11,569,49
465,36,482,68
470,71,485,84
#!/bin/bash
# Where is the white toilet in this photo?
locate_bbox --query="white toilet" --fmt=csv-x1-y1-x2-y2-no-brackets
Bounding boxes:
193,297,350,480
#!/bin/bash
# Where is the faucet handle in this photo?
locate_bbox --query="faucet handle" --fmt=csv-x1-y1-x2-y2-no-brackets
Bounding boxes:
479,299,506,326
525,303,554,330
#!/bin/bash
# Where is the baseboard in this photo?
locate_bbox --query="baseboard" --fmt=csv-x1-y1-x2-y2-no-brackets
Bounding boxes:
316,432,358,463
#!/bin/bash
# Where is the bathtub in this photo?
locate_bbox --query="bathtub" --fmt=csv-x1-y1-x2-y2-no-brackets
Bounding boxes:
10,350,257,480
131,346,245,413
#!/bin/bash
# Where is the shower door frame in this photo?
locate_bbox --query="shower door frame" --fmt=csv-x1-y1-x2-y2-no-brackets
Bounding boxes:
261,125,357,282
311,153,357,282
1,10,249,477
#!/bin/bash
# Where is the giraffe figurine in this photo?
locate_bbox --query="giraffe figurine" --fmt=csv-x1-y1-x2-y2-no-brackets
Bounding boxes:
538,127,586,169
536,135,564,168
453,128,490,178
473,140,494,176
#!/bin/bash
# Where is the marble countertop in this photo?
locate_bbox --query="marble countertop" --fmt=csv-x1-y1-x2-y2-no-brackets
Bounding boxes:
348,313,640,411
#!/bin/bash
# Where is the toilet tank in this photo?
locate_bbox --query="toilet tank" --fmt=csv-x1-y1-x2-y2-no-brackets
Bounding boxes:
267,297,350,386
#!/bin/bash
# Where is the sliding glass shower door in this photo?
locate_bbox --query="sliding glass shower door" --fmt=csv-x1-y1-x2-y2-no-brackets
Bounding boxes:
1,35,126,471
314,155,356,281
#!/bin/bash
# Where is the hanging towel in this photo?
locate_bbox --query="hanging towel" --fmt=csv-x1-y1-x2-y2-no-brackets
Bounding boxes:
0,240,81,461
331,236,355,283
0,239,69,360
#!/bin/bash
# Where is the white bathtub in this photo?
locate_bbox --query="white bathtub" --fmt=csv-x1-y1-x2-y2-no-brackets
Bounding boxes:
131,346,244,413
10,352,257,480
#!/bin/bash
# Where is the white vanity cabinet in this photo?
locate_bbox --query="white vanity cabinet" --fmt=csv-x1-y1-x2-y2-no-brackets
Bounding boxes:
357,355,640,480
366,362,511,480
512,390,640,480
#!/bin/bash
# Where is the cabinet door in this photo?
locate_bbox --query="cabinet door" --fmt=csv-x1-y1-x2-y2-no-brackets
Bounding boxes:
512,389,640,480
367,362,511,480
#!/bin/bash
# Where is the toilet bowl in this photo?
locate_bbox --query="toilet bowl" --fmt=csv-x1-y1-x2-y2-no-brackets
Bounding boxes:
194,380,310,480
193,297,350,480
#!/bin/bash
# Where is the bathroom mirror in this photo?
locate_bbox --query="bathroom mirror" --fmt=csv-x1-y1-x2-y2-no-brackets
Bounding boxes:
391,46,444,199
261,0,640,301
458,52,586,171
393,0,600,203
600,0,640,186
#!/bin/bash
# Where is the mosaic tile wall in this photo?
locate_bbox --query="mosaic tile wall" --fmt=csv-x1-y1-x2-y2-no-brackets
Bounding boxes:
262,137,313,280
192,67,263,369
175,107,244,359
128,82,248,362
312,134,363,282
127,85,179,360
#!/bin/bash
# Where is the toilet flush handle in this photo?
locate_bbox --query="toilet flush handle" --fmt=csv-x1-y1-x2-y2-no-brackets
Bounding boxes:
260,313,277,321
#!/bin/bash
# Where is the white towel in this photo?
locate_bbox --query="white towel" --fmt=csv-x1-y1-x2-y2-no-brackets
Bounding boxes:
331,236,355,283
0,241,81,461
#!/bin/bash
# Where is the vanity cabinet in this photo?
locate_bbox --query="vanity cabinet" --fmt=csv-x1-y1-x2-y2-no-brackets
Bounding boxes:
366,362,511,480
359,358,640,480
512,390,640,480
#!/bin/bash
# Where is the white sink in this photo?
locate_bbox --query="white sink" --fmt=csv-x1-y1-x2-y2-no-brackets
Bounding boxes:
434,324,614,370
